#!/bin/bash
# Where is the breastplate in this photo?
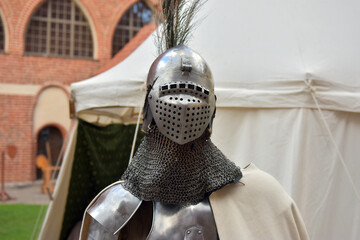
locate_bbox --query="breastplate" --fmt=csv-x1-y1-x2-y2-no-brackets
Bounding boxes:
86,183,218,239
147,198,218,240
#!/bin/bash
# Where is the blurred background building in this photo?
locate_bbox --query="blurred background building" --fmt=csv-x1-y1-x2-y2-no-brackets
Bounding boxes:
0,0,156,182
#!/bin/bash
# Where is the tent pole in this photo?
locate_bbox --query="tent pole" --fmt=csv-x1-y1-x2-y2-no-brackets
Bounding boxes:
129,107,143,164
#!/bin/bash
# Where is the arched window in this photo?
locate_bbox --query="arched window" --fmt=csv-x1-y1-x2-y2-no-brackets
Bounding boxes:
112,1,152,57
0,15,4,52
25,0,93,58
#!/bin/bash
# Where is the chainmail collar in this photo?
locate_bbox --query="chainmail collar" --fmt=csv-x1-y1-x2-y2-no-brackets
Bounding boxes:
121,128,242,205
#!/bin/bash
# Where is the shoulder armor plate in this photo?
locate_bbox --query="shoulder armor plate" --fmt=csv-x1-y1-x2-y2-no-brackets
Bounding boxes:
87,182,142,234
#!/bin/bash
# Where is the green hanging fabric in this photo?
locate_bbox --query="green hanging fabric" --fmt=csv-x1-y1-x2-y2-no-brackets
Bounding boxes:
60,119,143,240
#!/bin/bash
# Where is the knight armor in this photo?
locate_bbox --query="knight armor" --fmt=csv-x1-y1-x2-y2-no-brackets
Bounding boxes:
80,46,242,239
85,183,218,240
143,45,216,145
80,45,309,240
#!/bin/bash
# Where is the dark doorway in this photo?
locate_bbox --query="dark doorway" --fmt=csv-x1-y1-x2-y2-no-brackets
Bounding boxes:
36,126,63,179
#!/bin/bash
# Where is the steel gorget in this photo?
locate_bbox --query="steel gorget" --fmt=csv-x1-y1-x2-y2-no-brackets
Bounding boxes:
121,128,242,205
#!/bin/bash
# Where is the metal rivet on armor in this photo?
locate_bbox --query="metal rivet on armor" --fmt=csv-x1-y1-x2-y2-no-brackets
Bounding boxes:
187,230,191,234
198,230,202,234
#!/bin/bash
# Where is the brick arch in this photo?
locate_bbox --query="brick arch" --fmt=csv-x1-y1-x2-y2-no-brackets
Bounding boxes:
33,82,70,107
0,6,9,52
107,0,156,58
33,123,66,179
31,83,71,179
18,0,97,58
16,0,45,53
34,122,67,146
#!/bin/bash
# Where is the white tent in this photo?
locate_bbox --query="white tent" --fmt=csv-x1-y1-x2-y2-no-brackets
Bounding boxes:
40,0,360,239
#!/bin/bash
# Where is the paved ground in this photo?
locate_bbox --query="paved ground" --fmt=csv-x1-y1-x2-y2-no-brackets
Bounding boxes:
0,180,50,205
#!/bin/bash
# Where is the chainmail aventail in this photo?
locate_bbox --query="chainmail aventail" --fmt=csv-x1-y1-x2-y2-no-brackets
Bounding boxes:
121,128,242,205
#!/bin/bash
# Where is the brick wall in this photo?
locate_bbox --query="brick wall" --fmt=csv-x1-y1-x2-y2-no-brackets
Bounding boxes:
0,0,157,182
0,95,34,182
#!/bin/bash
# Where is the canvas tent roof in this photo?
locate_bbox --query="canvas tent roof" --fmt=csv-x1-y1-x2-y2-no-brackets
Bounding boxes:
40,0,360,239
71,0,360,122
